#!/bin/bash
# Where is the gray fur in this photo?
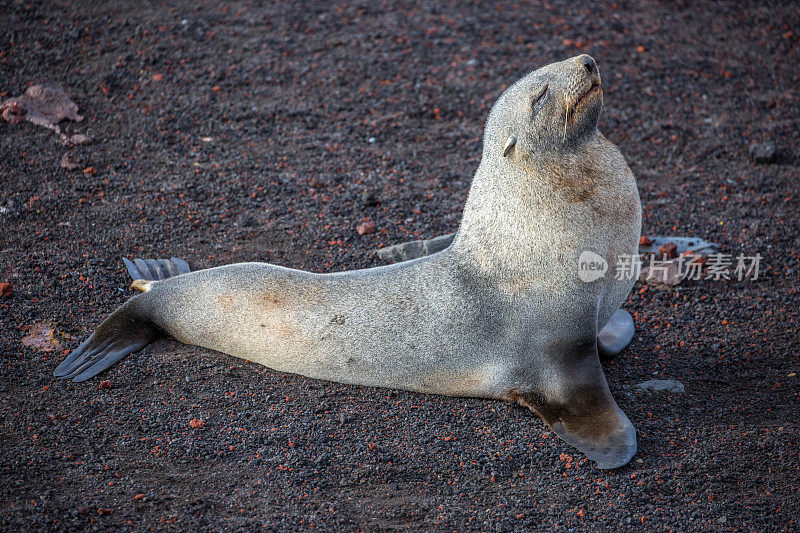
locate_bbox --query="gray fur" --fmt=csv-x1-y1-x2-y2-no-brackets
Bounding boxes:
57,55,642,469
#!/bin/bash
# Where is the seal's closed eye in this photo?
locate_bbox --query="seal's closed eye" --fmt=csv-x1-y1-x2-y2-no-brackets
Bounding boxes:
532,84,548,112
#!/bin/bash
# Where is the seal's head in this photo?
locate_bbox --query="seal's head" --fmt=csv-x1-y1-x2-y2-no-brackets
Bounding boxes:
487,54,603,160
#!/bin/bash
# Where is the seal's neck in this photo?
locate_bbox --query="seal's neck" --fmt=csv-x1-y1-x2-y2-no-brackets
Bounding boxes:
451,133,618,276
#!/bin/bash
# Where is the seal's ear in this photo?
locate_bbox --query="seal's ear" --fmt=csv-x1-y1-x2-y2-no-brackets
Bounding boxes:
503,135,517,158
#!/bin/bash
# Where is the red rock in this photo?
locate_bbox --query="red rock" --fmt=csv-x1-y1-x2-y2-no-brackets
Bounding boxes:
576,509,586,518
134,493,145,500
658,241,678,259
356,221,375,236
97,508,113,516
98,380,112,390
190,418,205,429
83,166,98,176
2,102,25,123
639,236,652,246
0,282,12,298
681,250,708,266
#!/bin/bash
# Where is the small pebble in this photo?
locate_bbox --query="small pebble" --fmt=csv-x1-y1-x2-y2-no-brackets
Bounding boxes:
635,379,685,394
68,133,92,146
658,241,678,259
749,141,777,164
361,190,379,207
190,418,205,429
357,221,375,236
0,282,12,298
61,153,81,171
681,250,708,266
2,102,25,123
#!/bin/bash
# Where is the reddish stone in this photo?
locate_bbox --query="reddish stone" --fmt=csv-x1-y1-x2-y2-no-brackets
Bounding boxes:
97,508,113,516
639,236,652,246
356,221,375,236
0,282,12,298
2,102,25,123
658,241,678,259
189,418,205,429
134,494,145,500
83,166,98,176
681,250,708,266
98,380,112,390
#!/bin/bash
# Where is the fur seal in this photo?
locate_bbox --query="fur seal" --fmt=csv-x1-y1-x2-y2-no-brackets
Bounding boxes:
55,55,642,469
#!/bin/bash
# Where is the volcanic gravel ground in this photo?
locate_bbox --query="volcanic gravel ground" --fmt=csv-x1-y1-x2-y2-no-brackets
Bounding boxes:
1,0,798,530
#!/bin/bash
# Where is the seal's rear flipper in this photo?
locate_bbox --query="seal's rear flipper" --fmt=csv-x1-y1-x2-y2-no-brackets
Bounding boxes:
123,257,190,282
597,309,635,360
53,304,161,382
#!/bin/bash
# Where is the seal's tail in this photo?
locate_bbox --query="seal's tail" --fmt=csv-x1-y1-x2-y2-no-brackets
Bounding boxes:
53,303,161,381
54,257,191,382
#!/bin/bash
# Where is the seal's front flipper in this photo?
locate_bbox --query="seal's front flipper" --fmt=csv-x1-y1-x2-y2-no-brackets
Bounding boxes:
597,309,635,360
509,338,637,469
53,302,161,382
545,392,636,470
123,257,190,282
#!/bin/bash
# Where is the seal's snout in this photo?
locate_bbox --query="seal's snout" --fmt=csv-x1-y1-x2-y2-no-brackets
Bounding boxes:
575,54,601,90
579,54,596,75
